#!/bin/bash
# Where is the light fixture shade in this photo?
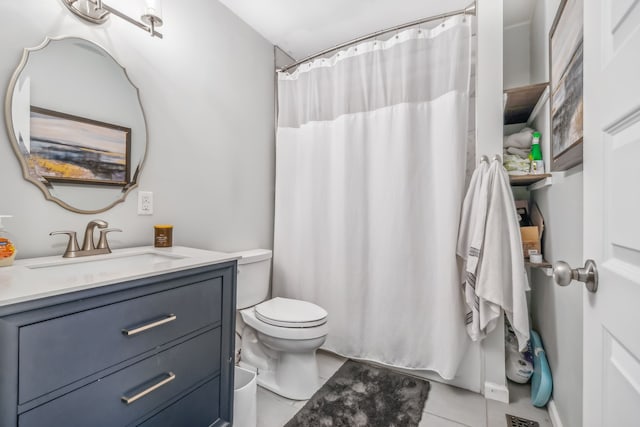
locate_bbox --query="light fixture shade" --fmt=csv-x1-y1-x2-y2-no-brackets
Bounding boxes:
142,0,163,26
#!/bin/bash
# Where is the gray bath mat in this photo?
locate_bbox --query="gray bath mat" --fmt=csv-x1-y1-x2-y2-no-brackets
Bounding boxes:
284,360,430,427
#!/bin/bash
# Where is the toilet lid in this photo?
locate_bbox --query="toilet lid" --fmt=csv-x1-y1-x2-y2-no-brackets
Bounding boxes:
255,297,328,328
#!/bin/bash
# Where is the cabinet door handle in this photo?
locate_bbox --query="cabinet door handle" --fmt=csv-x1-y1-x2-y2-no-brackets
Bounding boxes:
121,372,176,405
122,314,177,336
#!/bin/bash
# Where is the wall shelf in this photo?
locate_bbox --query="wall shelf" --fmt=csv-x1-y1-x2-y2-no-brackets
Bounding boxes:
503,82,549,125
509,174,552,187
526,260,553,277
504,83,551,185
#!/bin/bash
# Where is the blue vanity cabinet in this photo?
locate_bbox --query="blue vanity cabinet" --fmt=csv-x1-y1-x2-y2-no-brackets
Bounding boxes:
0,261,237,427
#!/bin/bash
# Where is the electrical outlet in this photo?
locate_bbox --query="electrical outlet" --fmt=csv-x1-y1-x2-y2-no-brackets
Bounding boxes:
137,191,153,215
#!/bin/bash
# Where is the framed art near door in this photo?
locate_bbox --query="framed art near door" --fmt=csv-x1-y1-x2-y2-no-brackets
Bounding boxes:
549,0,583,171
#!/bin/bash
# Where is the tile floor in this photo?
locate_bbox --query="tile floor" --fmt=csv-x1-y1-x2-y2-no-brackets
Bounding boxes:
255,350,552,427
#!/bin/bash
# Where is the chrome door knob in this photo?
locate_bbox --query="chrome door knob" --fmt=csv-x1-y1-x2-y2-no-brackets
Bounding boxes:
552,260,599,293
553,261,573,286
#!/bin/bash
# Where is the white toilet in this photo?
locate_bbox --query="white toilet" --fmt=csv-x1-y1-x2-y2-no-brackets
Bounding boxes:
232,249,328,400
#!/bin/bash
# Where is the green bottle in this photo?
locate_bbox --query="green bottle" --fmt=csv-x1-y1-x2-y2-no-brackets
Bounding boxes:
530,131,544,174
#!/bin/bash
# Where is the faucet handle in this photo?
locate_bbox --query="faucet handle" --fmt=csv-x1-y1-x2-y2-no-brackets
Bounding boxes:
50,231,80,258
97,228,122,252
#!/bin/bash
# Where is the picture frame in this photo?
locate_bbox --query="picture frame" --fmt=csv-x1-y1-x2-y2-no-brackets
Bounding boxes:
549,0,584,171
28,106,131,186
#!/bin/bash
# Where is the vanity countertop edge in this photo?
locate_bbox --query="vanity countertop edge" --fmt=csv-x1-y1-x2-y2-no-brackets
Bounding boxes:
0,246,240,311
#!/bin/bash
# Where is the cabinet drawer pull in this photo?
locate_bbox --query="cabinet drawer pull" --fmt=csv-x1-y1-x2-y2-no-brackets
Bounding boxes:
122,314,177,336
121,372,176,405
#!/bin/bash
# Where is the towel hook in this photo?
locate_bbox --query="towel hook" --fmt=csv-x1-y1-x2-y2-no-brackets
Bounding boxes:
480,155,489,164
493,154,502,163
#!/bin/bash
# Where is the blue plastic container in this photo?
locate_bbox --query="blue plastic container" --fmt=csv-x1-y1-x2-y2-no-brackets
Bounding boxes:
530,330,552,407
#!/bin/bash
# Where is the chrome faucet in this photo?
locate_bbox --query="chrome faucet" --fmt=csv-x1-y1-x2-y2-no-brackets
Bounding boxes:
50,220,122,258
82,219,108,251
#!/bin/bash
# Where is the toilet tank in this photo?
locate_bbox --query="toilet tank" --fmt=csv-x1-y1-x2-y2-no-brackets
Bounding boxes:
232,249,273,309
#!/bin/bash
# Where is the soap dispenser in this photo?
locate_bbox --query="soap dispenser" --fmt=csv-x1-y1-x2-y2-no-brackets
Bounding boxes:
0,215,16,267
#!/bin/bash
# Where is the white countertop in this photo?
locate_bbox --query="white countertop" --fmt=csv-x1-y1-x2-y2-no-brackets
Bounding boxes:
0,246,239,308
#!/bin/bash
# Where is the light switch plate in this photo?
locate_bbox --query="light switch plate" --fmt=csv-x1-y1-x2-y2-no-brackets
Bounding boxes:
137,191,153,215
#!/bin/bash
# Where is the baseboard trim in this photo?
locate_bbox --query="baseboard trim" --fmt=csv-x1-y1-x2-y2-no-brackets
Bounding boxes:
483,381,509,403
548,399,564,427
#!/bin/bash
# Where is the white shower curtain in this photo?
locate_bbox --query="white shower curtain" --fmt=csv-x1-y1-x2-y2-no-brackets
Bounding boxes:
273,17,472,379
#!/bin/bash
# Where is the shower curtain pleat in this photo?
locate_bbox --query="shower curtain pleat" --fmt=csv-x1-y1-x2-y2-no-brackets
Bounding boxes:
273,16,473,379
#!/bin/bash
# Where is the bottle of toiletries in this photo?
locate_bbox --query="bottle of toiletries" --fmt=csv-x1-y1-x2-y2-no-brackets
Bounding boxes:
0,215,16,267
529,131,544,174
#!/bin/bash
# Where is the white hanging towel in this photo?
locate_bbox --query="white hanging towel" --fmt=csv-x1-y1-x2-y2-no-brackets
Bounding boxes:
457,160,490,341
457,159,530,351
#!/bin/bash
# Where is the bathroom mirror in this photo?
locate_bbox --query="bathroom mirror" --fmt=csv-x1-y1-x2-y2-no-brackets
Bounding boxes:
4,37,148,213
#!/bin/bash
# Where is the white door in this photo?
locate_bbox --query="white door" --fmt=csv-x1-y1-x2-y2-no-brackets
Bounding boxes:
583,1,640,425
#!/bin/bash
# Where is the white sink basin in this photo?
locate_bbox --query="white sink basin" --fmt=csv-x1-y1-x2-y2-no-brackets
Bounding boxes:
25,251,186,276
0,246,239,308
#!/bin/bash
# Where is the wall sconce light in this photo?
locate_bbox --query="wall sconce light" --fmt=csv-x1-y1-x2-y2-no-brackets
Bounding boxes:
61,0,164,38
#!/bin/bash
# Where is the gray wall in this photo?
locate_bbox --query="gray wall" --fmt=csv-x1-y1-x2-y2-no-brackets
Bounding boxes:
503,22,531,89
529,0,584,426
529,169,583,427
0,1,275,258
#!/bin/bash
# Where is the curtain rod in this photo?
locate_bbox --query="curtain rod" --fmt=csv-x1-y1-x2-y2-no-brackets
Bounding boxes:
277,2,476,73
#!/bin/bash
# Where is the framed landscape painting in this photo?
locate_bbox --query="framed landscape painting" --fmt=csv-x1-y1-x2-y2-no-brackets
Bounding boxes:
549,0,583,171
29,106,131,186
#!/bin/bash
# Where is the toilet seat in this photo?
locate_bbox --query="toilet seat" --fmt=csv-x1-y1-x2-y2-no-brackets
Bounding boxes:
240,306,328,341
255,297,327,328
